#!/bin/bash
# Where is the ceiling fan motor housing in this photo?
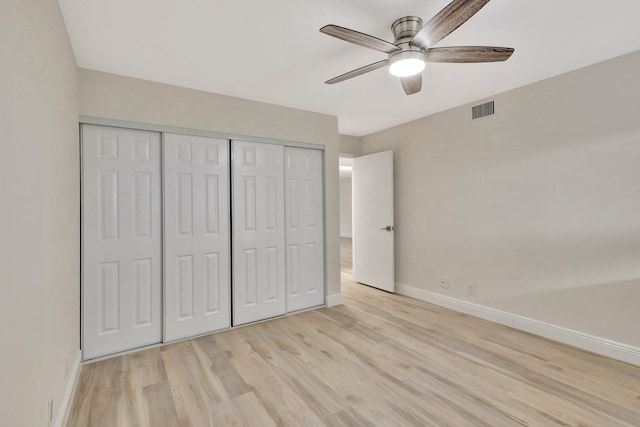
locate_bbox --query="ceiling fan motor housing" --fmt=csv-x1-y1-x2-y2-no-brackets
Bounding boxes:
391,16,424,44
388,16,426,76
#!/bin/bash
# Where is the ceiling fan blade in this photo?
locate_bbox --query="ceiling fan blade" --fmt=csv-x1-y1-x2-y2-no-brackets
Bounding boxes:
411,0,490,49
320,25,401,54
425,46,514,63
401,74,422,95
325,60,389,84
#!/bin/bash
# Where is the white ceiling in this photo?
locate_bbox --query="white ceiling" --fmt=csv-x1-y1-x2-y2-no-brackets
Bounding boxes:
58,0,640,136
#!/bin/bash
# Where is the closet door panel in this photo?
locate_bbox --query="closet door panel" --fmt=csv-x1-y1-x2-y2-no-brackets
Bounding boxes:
82,124,162,360
284,147,325,312
232,141,286,325
164,134,230,341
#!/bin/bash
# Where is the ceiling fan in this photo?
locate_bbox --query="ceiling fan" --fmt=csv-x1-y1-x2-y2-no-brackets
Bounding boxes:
320,0,514,95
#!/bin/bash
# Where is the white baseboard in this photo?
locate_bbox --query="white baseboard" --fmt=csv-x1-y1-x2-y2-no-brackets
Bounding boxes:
340,233,352,238
326,293,343,307
56,350,82,427
396,283,640,367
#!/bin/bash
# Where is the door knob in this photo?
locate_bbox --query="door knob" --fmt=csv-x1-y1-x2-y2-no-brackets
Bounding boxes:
380,226,394,231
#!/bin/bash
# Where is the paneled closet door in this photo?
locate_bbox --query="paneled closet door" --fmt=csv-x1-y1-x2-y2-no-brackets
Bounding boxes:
284,147,325,312
232,140,286,325
82,124,162,360
163,134,231,341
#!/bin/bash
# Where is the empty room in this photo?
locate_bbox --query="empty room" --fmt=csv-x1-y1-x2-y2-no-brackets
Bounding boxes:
2,0,640,426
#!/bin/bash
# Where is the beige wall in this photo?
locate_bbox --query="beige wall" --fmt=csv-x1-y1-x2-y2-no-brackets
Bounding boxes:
78,69,341,297
361,51,640,347
338,135,359,238
339,174,353,237
0,0,80,425
339,134,361,156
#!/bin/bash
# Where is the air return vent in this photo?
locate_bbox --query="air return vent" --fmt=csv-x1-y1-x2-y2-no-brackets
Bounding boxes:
472,101,495,119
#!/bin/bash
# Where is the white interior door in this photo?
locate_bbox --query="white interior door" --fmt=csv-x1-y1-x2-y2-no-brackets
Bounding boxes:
284,147,325,312
82,124,162,360
232,140,286,325
353,150,395,292
163,133,230,341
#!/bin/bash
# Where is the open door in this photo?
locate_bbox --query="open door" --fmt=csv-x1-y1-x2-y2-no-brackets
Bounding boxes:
353,150,394,292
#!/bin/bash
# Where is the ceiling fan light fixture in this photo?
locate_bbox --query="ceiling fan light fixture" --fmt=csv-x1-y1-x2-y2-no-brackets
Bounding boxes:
388,50,425,77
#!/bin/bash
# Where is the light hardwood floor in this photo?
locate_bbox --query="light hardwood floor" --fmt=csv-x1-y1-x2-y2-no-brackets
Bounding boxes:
67,238,640,426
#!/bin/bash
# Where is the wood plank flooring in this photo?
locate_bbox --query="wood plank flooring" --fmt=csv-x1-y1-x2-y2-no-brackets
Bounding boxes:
67,238,640,426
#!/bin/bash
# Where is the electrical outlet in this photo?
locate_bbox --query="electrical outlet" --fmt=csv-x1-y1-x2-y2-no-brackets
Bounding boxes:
439,276,450,289
466,282,476,296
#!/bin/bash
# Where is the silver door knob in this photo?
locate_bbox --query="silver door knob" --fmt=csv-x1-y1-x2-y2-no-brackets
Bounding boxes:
380,226,394,231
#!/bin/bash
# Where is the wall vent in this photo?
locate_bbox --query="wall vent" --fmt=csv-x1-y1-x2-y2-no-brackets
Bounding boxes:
472,101,495,119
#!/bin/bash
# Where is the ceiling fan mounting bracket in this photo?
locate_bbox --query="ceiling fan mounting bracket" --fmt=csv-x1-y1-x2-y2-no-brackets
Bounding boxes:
391,16,424,44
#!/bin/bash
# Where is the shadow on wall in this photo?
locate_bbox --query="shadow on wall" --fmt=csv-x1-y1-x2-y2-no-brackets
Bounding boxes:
485,278,640,347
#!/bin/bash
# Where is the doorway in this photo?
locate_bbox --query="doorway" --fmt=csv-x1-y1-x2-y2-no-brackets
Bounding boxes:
339,156,354,283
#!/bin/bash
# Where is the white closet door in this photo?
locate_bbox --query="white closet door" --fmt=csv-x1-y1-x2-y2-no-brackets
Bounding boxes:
284,147,325,312
232,140,286,325
163,134,230,341
82,124,162,360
